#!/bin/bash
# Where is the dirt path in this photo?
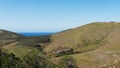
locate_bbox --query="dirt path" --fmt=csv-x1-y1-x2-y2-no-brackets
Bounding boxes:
3,41,19,49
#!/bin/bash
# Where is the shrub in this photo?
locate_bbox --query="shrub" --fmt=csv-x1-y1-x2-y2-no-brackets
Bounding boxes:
0,49,25,68
23,50,56,68
58,56,77,68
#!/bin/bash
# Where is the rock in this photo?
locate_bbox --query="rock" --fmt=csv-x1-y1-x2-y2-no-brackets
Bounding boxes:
52,46,73,57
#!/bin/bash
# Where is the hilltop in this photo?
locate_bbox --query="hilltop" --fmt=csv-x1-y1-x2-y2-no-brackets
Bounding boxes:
0,29,25,46
44,22,120,68
44,22,120,55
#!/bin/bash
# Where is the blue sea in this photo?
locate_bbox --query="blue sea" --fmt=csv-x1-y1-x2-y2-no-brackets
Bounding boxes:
18,32,54,36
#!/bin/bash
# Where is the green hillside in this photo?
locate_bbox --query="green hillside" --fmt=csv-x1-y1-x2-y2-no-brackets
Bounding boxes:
44,22,120,68
44,22,120,55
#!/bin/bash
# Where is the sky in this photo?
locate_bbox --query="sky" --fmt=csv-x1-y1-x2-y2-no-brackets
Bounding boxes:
0,0,120,32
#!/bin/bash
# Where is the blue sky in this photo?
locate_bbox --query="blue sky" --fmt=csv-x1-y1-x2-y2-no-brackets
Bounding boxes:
0,0,120,32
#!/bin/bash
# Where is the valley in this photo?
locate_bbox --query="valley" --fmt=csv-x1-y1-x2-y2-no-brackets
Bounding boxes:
0,22,120,68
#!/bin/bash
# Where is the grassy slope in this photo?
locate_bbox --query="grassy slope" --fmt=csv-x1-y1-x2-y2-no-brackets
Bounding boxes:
3,41,40,59
47,22,120,68
71,31,120,68
0,29,24,46
44,22,120,53
0,29,23,39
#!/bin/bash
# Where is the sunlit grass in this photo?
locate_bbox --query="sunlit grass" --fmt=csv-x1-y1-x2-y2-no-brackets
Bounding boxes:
7,46,39,59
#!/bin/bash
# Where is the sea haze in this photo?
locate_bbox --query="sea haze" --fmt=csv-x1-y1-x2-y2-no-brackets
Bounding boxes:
18,32,54,36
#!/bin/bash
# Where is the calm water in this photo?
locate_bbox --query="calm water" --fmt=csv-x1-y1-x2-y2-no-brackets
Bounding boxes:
18,32,54,36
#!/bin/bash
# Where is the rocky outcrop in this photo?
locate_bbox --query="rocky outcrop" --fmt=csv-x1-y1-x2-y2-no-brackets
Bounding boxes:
52,46,73,57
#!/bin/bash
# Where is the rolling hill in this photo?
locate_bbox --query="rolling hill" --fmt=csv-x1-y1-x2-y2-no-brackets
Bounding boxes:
44,22,120,68
0,29,25,46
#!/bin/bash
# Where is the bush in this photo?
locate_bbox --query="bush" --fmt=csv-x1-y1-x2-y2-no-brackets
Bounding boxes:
23,50,56,68
0,49,25,68
58,56,77,68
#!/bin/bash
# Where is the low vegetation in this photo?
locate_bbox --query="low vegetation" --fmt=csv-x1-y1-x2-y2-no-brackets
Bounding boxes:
57,56,77,68
17,36,51,47
0,48,25,68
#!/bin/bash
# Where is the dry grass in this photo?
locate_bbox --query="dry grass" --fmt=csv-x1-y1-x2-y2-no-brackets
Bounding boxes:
45,22,120,53
47,22,120,68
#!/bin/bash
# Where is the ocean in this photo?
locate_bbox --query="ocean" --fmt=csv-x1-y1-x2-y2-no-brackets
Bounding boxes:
18,32,54,36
